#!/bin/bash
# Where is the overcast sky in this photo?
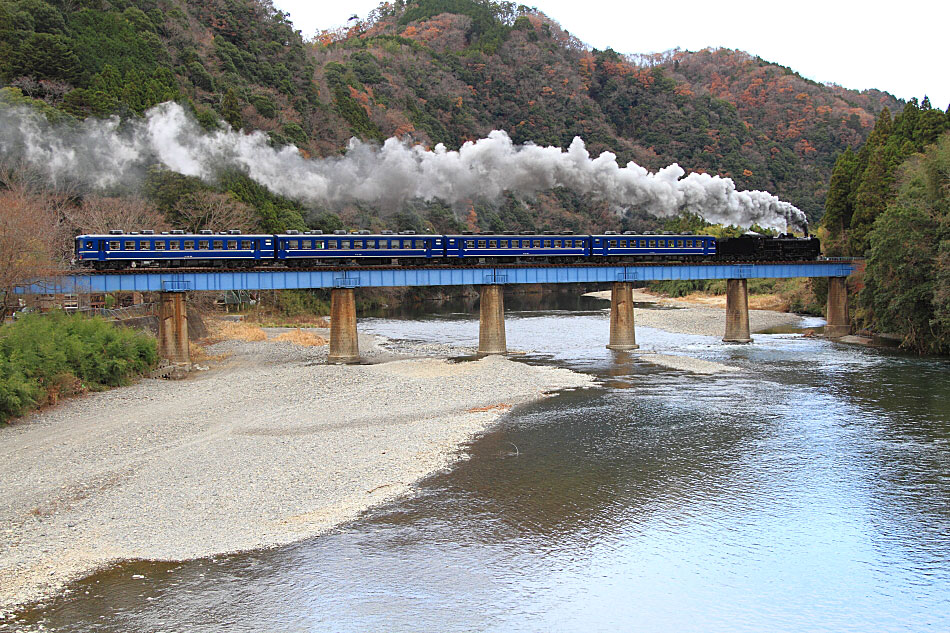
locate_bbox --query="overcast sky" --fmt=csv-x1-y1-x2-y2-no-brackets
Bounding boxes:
274,0,949,110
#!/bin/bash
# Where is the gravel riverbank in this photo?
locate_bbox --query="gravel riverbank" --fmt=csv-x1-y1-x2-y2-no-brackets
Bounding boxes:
0,334,593,615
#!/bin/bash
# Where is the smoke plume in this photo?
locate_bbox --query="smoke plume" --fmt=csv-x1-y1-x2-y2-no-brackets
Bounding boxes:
0,101,807,232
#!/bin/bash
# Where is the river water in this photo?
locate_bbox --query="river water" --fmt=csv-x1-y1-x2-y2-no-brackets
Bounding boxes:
19,293,950,632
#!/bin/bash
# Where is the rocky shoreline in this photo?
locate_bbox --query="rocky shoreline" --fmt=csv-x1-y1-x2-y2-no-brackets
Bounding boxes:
0,334,593,616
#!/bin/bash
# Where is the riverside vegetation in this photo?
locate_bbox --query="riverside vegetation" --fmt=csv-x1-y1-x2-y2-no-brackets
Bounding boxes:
821,104,950,353
0,312,157,424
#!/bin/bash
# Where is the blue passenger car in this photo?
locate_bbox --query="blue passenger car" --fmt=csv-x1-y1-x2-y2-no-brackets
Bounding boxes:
277,232,444,262
75,231,274,269
590,234,716,258
445,234,590,258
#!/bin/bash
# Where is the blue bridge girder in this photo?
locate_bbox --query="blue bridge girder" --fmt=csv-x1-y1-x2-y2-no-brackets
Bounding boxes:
18,261,856,295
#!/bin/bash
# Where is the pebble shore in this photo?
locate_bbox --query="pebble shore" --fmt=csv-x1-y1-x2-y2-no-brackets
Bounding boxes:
0,335,593,615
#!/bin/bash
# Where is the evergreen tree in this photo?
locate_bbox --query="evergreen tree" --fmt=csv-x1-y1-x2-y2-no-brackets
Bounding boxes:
821,147,858,254
850,141,897,255
221,87,242,130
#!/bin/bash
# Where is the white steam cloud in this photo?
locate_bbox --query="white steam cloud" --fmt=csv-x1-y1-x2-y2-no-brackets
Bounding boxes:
0,101,807,232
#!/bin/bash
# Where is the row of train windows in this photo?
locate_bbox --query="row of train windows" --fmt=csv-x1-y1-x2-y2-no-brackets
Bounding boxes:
457,239,706,248
605,239,704,248
462,239,583,248
283,239,425,250
102,240,256,251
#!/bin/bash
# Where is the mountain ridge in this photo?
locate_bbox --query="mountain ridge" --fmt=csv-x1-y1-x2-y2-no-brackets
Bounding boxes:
0,0,908,232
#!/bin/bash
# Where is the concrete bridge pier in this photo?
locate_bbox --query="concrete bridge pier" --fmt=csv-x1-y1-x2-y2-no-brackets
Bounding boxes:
606,281,639,350
723,278,753,343
158,292,190,364
478,285,507,355
825,276,851,338
328,288,360,363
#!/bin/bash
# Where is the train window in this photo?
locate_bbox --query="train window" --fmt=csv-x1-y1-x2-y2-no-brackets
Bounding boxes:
155,241,165,250
551,240,560,248
541,240,549,248
465,240,475,248
138,241,147,250
183,240,195,250
123,240,134,250
532,240,541,247
366,240,376,250
341,240,351,249
649,240,656,248
314,241,324,249
199,240,210,249
609,240,617,248
108,241,119,250
169,241,180,250
487,240,496,248
213,240,223,249
226,240,237,250
85,241,93,249
241,240,252,249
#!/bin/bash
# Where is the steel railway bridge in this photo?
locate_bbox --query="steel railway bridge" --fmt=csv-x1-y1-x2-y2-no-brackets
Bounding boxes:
19,260,857,364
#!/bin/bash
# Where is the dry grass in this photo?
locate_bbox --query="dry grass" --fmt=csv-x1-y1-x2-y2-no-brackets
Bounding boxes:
189,341,229,363
245,313,331,328
674,292,788,311
208,320,267,342
271,329,328,347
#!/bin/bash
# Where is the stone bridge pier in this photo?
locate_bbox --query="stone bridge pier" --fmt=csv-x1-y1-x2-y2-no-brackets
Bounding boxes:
825,276,850,338
723,278,753,343
328,287,360,364
158,292,190,364
478,284,507,355
606,281,638,351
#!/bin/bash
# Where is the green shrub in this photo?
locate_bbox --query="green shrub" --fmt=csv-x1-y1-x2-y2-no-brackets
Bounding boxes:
274,290,330,317
0,312,158,423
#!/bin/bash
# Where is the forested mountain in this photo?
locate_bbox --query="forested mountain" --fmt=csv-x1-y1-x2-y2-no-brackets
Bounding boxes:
0,0,909,235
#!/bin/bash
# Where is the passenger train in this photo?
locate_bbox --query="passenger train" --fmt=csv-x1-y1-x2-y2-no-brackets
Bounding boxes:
74,229,820,270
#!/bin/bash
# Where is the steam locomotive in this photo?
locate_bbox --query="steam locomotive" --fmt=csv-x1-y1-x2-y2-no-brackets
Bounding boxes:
75,229,820,270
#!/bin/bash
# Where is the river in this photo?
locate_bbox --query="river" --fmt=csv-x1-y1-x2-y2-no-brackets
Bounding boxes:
18,293,950,631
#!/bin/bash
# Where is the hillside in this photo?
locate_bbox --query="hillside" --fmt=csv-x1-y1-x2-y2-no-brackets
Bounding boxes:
0,0,904,234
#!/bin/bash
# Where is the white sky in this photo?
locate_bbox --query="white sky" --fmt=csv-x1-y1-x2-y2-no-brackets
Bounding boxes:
274,0,949,110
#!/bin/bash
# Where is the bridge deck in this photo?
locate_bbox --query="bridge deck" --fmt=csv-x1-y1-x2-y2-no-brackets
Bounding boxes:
21,261,856,294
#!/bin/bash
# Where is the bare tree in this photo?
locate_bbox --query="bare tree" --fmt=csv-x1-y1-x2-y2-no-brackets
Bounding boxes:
173,190,256,233
66,195,171,235
0,186,65,316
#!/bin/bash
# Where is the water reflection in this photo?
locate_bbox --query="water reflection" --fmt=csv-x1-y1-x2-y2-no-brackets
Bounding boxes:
19,293,950,632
